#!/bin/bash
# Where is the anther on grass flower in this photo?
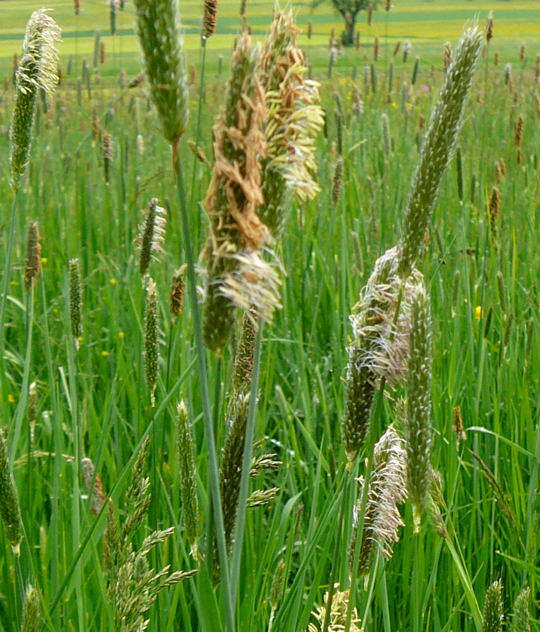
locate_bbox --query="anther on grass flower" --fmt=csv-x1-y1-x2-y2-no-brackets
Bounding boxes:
144,278,159,406
69,258,83,344
201,32,276,353
482,580,504,632
9,9,61,191
21,584,41,632
405,281,432,531
81,457,107,516
398,25,483,278
132,0,189,148
169,265,186,318
24,220,41,291
350,426,407,576
307,584,362,632
202,0,218,39
176,401,201,557
136,197,167,277
510,587,531,632
101,132,114,184
258,10,325,238
0,426,23,555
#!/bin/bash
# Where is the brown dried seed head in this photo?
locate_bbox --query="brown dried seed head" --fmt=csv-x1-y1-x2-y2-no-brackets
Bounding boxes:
485,11,493,42
169,265,186,318
514,114,524,147
202,0,218,39
81,457,107,515
452,405,467,443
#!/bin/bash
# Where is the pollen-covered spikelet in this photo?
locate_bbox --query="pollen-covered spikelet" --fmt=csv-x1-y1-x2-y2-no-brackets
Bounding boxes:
132,0,189,147
9,10,61,191
398,26,483,278
405,281,432,531
307,584,362,631
176,401,200,557
169,265,186,319
24,220,41,291
0,426,23,555
350,426,407,576
69,258,83,344
258,10,325,238
343,248,422,463
482,580,504,632
144,278,159,406
136,197,167,277
201,32,276,353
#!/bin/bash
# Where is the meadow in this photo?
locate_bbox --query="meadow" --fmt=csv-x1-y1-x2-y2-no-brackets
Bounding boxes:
0,1,538,631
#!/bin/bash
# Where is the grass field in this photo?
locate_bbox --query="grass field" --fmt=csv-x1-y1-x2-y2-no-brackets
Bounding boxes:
0,1,539,631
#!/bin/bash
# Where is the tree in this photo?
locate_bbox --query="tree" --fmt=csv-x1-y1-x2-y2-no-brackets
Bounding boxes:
315,0,378,47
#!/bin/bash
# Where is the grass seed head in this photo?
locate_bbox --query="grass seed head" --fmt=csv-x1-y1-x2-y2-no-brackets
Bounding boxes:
482,580,505,632
10,9,61,190
144,279,159,406
405,281,433,530
137,197,167,277
20,584,41,632
307,584,362,632
0,426,23,555
24,221,41,291
176,401,201,557
169,265,186,319
69,258,83,343
81,457,107,516
202,31,274,353
510,587,531,632
258,10,324,237
351,426,407,576
132,0,189,147
202,0,218,39
398,25,483,278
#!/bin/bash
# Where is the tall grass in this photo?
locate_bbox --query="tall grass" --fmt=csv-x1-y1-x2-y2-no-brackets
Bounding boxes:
0,5,538,631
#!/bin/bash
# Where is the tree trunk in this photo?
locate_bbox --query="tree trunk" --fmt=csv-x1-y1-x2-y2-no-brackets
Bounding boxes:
341,15,356,47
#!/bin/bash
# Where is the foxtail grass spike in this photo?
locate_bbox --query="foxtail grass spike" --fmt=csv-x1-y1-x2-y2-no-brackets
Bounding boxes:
510,587,531,632
24,220,41,291
9,9,61,191
350,426,407,576
101,132,114,184
202,32,274,353
482,580,504,632
259,10,324,238
144,279,159,406
0,426,23,555
232,314,257,390
21,584,41,632
405,281,432,531
133,0,189,147
332,157,344,206
137,197,167,277
69,258,83,344
398,26,483,278
169,265,186,319
176,401,200,557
